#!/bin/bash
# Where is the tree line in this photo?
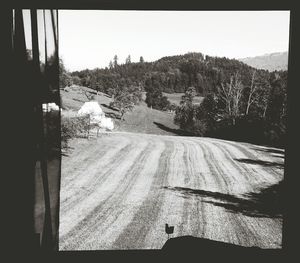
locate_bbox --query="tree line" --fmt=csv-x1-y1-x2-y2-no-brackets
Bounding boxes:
62,52,265,96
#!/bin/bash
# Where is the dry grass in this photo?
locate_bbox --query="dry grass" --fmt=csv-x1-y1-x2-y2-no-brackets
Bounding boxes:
114,101,180,135
163,92,204,106
61,86,182,136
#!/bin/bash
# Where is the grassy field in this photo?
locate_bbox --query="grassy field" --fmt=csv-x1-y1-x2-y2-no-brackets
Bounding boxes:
59,132,284,250
114,102,181,135
163,92,204,106
61,86,183,135
61,85,115,113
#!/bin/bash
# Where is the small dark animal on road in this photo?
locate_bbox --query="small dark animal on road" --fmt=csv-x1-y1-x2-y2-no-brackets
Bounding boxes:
165,223,174,240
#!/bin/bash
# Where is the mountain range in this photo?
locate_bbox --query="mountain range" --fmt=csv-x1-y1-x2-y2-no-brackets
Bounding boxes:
238,51,288,72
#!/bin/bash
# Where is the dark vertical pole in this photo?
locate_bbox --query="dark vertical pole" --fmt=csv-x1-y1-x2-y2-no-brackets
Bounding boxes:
51,9,61,250
9,8,29,252
43,10,48,67
282,9,292,253
11,10,14,53
50,10,58,53
30,9,53,250
14,9,27,61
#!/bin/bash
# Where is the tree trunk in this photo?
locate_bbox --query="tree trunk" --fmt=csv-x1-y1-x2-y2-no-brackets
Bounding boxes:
246,102,250,115
246,91,252,115
263,105,267,118
246,71,256,115
87,115,90,139
120,111,125,121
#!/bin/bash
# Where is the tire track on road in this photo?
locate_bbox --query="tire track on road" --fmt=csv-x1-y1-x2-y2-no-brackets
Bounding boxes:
180,139,205,237
141,139,186,248
59,132,283,250
60,138,155,250
219,139,284,179
185,138,265,247
112,140,174,249
60,136,129,198
59,137,146,239
189,137,282,247
60,137,132,212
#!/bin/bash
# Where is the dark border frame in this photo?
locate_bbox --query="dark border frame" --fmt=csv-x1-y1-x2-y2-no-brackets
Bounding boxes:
4,1,298,262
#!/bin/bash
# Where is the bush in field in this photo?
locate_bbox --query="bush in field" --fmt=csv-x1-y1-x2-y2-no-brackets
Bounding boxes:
192,119,209,136
61,115,89,148
168,103,177,112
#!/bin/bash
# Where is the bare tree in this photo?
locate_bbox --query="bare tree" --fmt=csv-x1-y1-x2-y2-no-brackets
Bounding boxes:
261,82,272,118
245,71,272,118
113,55,118,68
83,90,95,101
218,72,244,125
245,70,257,115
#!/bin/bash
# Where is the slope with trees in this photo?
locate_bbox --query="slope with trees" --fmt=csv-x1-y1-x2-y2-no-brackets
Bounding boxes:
60,52,288,147
174,69,287,147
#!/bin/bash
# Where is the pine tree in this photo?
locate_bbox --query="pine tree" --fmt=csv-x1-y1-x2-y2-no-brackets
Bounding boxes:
126,55,131,64
113,55,118,68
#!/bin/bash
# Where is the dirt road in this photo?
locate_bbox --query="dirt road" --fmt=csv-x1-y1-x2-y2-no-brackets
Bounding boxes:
59,132,284,250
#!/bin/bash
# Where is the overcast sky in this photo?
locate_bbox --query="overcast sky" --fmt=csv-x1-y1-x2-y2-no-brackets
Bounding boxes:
58,10,290,72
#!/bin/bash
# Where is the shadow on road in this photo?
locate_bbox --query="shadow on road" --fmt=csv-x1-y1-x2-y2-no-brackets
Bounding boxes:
163,181,283,218
252,147,285,159
153,122,193,136
162,236,281,258
234,158,284,169
61,146,75,157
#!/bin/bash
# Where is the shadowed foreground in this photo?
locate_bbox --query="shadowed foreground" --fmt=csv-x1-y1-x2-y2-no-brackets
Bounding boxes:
162,236,281,259
59,132,284,250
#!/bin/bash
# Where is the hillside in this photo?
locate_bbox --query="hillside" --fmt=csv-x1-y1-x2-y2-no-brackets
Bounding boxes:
61,50,287,147
115,102,179,135
239,52,288,72
61,85,189,136
69,52,273,96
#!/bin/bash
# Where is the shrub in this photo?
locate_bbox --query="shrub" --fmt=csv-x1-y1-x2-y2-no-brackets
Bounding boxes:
193,119,209,136
61,115,89,148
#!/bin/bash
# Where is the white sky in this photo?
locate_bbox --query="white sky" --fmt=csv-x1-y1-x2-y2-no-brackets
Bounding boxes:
58,10,290,72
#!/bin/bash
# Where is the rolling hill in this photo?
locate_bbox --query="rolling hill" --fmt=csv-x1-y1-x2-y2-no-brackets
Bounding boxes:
61,85,182,136
70,52,274,97
61,85,205,136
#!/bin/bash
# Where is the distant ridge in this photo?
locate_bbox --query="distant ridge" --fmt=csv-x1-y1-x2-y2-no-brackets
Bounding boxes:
239,52,288,72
